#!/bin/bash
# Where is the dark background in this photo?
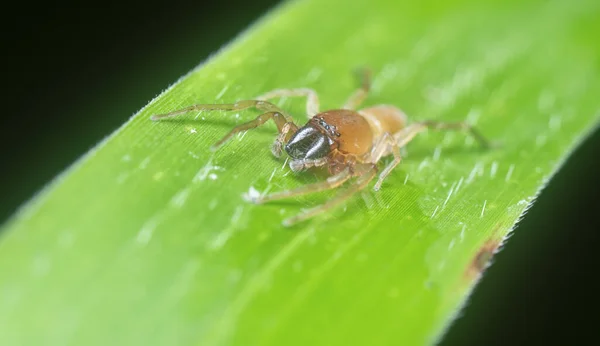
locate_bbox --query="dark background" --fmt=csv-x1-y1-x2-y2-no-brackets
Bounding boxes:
2,1,599,344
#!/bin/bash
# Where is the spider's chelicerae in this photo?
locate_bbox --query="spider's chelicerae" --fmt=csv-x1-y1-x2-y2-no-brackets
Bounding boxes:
151,69,490,226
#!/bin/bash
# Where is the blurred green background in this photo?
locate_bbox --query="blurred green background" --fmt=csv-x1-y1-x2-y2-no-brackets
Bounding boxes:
2,0,598,344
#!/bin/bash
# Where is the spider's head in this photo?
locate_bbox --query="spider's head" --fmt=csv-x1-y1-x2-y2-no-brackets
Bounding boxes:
285,125,332,161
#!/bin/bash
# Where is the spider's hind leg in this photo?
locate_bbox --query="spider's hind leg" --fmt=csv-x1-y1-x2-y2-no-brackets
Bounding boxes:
394,121,491,149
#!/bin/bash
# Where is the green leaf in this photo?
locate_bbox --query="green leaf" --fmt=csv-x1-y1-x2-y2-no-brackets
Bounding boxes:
1,0,599,345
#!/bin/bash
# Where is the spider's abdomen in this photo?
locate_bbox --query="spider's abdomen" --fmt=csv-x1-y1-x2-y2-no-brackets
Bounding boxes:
312,109,374,155
358,105,407,139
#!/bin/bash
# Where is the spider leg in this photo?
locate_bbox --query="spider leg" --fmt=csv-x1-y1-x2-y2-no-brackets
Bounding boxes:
343,67,372,110
370,120,491,190
256,88,320,118
271,121,297,158
151,100,289,120
247,167,352,204
282,164,377,226
395,121,491,149
288,157,329,172
151,100,298,151
211,111,297,151
370,133,402,191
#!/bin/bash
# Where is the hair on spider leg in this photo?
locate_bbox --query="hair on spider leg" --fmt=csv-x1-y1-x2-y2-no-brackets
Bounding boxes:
152,68,493,226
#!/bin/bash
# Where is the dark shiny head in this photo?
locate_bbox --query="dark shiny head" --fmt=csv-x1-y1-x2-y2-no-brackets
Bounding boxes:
285,125,331,160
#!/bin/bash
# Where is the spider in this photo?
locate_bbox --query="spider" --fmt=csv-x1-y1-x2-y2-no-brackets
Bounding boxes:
151,69,490,226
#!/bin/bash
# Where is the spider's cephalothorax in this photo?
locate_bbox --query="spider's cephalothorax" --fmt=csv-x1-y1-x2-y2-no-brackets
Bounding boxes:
151,69,490,226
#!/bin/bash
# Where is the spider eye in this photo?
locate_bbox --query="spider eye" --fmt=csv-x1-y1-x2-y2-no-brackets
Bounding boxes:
285,126,330,160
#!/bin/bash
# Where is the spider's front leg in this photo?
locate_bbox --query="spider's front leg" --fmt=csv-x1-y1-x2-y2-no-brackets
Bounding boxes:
151,100,298,151
247,161,378,226
211,111,297,151
282,163,377,226
151,99,287,120
246,167,352,205
271,122,297,158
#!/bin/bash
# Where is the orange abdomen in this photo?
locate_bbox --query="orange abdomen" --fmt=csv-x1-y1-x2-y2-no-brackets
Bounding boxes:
359,105,407,138
315,109,374,155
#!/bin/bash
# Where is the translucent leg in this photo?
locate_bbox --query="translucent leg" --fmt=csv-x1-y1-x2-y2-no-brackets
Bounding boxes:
151,100,298,151
248,168,352,204
211,112,297,151
271,122,298,158
370,133,402,191
151,100,290,121
256,88,321,118
371,119,490,191
288,157,328,172
282,164,377,226
343,67,372,110
395,121,490,149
